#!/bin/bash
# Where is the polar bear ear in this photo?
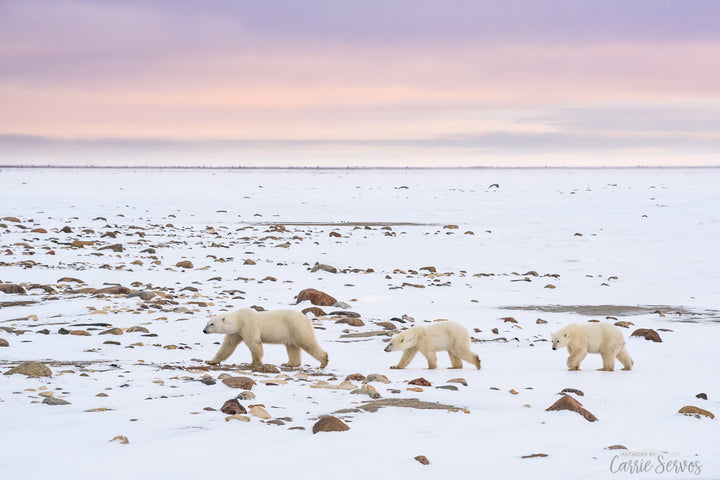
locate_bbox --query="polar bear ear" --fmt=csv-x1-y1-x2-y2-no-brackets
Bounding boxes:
563,333,567,337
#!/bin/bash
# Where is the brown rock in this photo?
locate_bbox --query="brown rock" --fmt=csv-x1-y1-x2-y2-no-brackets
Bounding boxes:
58,277,84,284
69,330,91,336
414,455,430,465
99,243,123,252
522,453,548,459
95,286,131,295
71,240,94,248
409,377,432,387
536,318,548,324
312,416,350,434
295,288,337,306
0,337,8,347
546,395,597,422
0,284,25,294
302,307,326,317
631,328,662,342
222,376,256,390
335,317,364,327
220,399,247,415
345,373,366,382
99,328,123,335
31,228,47,233
606,445,628,450
614,321,634,328
501,317,517,323
375,321,397,330
3,216,21,222
4,361,52,377
559,388,584,397
176,260,194,269
678,406,715,419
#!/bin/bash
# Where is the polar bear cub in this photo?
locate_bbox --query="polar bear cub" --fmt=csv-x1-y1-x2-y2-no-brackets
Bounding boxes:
203,308,328,368
551,322,633,371
384,321,481,369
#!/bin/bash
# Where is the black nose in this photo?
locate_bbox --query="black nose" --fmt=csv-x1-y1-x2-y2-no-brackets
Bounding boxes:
203,329,208,334
552,346,556,350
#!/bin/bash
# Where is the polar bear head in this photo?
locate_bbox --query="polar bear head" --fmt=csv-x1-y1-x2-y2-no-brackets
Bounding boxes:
384,326,418,352
203,314,234,334
551,328,572,350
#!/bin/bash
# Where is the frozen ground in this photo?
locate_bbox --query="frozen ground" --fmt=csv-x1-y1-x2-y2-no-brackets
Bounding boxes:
0,167,718,479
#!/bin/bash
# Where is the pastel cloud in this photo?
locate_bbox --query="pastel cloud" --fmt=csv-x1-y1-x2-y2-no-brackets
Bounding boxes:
1,0,719,166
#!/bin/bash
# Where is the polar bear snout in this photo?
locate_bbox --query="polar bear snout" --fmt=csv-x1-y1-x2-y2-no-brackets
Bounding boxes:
203,328,209,334
384,343,392,352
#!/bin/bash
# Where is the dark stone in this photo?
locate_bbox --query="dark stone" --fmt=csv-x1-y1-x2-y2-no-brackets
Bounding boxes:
220,399,247,415
630,328,662,342
312,416,349,434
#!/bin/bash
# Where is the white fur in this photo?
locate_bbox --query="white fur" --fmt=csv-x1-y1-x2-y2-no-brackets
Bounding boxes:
203,308,328,368
551,322,633,371
384,321,481,369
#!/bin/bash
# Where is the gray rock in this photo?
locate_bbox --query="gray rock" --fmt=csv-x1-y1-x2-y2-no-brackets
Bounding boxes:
43,396,71,406
4,361,52,377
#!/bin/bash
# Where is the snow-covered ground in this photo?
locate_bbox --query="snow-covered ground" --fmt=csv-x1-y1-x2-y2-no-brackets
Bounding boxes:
1,167,718,479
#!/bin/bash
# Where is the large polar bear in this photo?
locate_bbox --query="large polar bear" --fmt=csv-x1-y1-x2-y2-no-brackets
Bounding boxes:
203,308,328,368
551,322,633,371
384,321,481,369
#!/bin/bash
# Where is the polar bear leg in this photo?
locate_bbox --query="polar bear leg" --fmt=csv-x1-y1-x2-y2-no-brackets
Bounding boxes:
391,347,418,369
599,347,620,371
448,352,463,369
420,349,438,369
567,345,587,371
283,345,302,367
452,346,482,370
617,346,633,370
300,342,329,368
207,333,242,365
247,340,264,366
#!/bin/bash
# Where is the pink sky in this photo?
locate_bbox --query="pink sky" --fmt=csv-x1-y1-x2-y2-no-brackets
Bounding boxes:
1,0,719,167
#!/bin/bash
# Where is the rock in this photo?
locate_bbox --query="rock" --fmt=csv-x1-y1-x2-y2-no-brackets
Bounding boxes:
357,398,461,413
243,259,256,265
311,262,338,274
69,330,91,336
335,317,364,327
126,326,150,334
236,391,256,401
414,455,430,465
614,321,634,328
252,364,280,374
375,321,397,330
295,288,337,306
94,286,130,295
109,435,129,444
546,395,597,422
501,317,517,323
334,301,353,309
606,445,628,450
100,243,123,252
559,388,584,397
222,376,256,390
409,377,432,387
249,406,271,419
0,284,25,294
351,385,381,399
302,307,326,317
345,373,366,382
678,406,714,419
128,291,156,301
329,311,361,318
176,260,194,269
631,328,662,342
364,374,391,384
43,396,71,405
437,385,459,391
696,393,708,400
521,453,548,459
59,226,72,233
420,266,437,273
57,277,84,284
99,328,123,335
536,318,548,324
70,240,94,248
220,399,247,415
0,338,8,347
4,361,52,377
448,378,468,386
198,377,216,386
312,416,350,434
224,414,250,422
3,216,21,222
